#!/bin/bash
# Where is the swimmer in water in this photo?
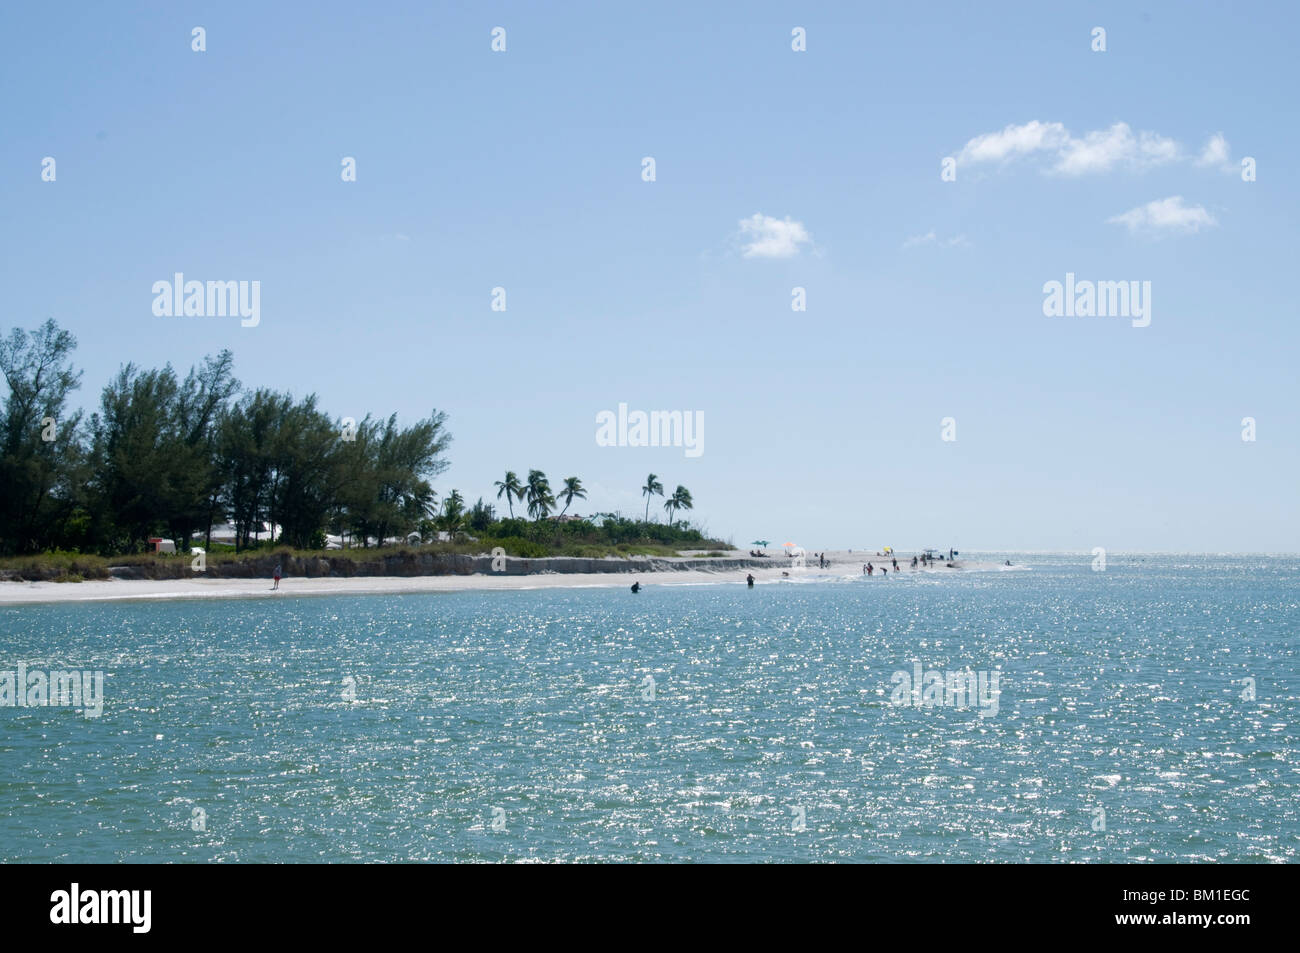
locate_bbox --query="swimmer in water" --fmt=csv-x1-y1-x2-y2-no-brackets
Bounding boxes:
747,574,755,587
630,581,641,593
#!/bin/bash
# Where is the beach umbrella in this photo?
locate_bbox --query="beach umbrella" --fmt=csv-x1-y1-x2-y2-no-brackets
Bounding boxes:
752,540,770,547
782,542,796,547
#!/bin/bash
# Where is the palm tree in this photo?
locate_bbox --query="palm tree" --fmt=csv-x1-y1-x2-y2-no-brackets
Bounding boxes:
494,470,523,518
558,476,587,517
525,469,555,520
665,485,693,526
401,482,438,543
642,473,663,522
441,489,465,539
404,481,438,526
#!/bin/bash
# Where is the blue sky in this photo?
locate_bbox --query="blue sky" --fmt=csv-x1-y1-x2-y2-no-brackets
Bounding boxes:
3,1,1296,551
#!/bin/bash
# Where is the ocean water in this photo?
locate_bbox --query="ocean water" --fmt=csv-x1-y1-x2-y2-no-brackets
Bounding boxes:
1,554,1296,863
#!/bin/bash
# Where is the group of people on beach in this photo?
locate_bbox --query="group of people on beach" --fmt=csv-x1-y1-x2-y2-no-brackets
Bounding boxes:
631,546,973,594
862,557,904,576
861,550,955,576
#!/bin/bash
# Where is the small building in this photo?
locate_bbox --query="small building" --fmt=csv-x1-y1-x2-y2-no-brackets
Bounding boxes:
148,538,176,554
209,522,278,545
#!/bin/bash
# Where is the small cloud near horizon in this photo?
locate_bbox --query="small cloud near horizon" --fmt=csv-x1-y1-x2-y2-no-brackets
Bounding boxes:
1107,196,1217,235
737,213,812,258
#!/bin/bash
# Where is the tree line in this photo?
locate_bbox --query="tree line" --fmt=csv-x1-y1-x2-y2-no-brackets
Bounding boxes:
2,320,708,558
0,320,449,555
489,470,692,524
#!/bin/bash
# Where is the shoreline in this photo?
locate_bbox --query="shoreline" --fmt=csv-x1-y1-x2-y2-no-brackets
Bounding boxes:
0,554,993,606
0,570,756,605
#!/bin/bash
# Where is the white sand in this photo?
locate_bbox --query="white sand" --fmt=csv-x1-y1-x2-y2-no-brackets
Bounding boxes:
0,549,993,606
0,568,767,605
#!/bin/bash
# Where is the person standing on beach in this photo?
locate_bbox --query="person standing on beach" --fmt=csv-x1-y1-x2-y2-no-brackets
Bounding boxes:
272,563,282,590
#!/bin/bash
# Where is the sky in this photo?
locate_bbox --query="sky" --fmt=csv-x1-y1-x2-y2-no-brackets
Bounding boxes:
2,1,1297,551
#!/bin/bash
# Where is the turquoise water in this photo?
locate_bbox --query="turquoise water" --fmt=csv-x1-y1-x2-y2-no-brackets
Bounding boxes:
1,554,1296,862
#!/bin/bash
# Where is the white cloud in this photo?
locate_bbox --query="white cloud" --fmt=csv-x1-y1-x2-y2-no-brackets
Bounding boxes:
1053,123,1134,174
1195,133,1232,169
1106,195,1217,234
902,231,969,249
957,120,1068,165
737,213,812,258
1137,130,1182,165
956,120,1186,175
1053,123,1181,174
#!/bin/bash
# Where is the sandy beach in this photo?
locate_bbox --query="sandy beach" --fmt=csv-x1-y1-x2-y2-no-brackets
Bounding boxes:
0,549,1001,605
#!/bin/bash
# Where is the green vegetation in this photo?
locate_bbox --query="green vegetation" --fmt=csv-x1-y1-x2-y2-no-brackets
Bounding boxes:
558,476,586,516
1,319,448,556
493,471,523,518
641,472,664,521
1,319,731,565
665,485,694,525
469,512,720,557
0,530,727,582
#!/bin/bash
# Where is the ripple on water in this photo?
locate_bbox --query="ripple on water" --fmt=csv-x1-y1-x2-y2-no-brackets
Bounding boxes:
0,554,1296,861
